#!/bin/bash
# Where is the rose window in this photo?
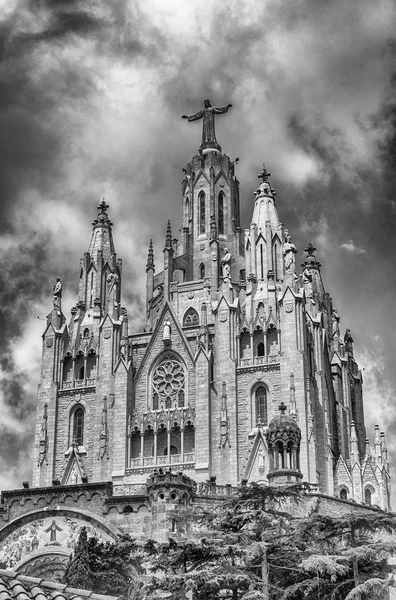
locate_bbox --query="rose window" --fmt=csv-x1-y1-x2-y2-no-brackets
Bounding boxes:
152,358,185,409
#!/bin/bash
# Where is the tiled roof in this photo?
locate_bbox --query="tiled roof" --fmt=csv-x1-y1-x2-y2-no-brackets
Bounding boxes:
0,570,118,600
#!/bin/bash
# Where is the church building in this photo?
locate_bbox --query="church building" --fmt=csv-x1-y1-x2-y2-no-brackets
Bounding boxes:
0,100,391,579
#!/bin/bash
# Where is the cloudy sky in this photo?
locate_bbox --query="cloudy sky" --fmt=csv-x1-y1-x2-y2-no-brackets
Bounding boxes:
0,0,395,503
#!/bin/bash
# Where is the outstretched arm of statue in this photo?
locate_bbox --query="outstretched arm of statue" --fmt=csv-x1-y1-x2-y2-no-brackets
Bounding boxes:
213,104,233,114
181,109,204,121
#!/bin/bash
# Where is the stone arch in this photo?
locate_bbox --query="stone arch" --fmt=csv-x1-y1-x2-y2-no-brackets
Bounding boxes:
339,486,349,500
183,307,199,327
245,378,274,432
364,484,375,506
199,191,206,235
63,353,73,382
0,508,122,577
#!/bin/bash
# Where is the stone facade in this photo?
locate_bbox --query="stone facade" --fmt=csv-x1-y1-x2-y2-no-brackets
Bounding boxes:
0,103,392,579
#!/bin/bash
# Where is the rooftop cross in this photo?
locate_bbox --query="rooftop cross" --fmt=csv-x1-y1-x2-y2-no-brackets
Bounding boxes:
258,163,271,182
304,241,316,256
182,99,232,152
278,402,287,415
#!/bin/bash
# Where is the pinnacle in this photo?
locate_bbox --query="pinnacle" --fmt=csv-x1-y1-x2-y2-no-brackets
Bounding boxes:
146,239,155,271
165,220,172,249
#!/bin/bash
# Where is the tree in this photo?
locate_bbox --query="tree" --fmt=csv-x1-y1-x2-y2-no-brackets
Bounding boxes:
64,527,92,590
142,484,396,600
64,529,144,599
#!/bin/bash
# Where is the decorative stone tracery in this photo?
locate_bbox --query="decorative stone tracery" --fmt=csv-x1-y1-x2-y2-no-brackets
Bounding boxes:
152,355,185,410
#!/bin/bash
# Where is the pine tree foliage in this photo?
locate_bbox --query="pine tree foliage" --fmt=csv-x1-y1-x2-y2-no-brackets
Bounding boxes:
64,529,144,599
63,487,396,600
64,526,92,590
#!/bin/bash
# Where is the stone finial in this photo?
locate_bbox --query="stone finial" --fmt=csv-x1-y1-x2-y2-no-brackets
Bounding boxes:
146,239,155,272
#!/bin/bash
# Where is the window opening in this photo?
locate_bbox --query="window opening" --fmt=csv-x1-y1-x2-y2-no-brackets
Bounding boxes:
73,408,84,446
183,308,199,327
199,192,206,234
255,387,268,425
218,192,224,235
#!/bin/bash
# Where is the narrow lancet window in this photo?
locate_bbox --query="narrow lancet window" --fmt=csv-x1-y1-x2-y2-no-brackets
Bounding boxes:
199,192,206,234
73,407,84,446
218,192,224,235
255,387,268,425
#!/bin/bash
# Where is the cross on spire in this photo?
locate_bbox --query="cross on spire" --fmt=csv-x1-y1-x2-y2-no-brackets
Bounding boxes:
258,163,271,182
304,241,316,257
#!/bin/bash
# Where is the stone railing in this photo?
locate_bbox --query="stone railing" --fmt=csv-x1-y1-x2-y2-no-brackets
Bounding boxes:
61,379,96,390
112,483,148,497
239,356,279,368
130,453,195,469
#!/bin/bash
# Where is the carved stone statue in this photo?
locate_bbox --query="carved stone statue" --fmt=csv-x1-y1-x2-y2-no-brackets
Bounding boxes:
106,271,119,313
163,320,171,341
331,308,340,338
70,467,78,485
344,328,354,353
182,99,232,151
53,277,62,310
283,234,297,272
221,248,231,279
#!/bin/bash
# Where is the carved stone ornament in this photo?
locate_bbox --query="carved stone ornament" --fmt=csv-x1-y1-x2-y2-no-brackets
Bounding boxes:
104,329,111,339
152,356,185,407
46,338,53,347
285,303,294,313
38,403,48,466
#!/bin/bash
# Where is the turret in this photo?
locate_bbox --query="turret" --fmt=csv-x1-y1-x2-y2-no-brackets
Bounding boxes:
266,402,302,486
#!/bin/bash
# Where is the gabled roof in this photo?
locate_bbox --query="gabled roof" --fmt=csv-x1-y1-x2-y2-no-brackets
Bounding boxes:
0,569,118,600
134,300,195,382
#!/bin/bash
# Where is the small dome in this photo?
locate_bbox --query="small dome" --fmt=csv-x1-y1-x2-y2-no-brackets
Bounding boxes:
267,414,300,434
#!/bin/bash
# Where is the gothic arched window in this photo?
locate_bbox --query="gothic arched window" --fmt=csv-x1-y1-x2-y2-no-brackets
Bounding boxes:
75,352,84,380
183,307,199,327
364,487,372,506
199,192,206,234
72,407,84,446
86,351,96,379
340,488,348,500
63,354,73,382
199,263,205,279
152,355,185,410
218,192,224,235
257,342,264,357
255,387,268,426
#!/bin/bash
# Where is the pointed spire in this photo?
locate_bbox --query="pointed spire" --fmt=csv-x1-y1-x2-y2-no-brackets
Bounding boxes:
350,421,360,463
364,438,371,459
165,220,172,249
374,424,381,464
88,199,116,261
146,239,155,272
380,431,388,467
